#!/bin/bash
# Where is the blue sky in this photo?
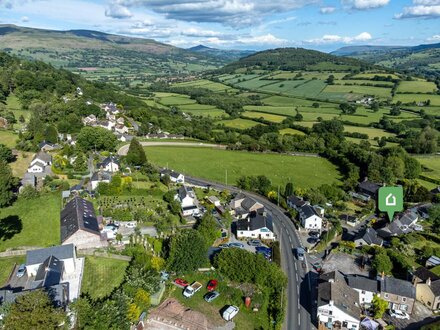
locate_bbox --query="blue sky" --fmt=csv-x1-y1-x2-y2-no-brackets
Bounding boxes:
0,0,439,52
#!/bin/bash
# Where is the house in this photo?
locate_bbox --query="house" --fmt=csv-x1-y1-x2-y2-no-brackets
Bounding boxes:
377,211,419,239
97,120,114,131
426,256,440,268
317,271,361,330
229,193,264,219
207,196,221,207
28,151,52,174
345,275,379,306
299,205,322,231
354,228,383,247
160,169,185,184
287,195,309,210
378,275,416,313
60,197,106,249
26,244,77,277
116,134,133,142
236,211,275,240
90,171,112,190
20,173,37,190
116,117,125,125
357,180,382,199
102,102,119,115
114,124,129,134
82,114,97,126
339,214,359,227
38,141,60,152
175,185,199,217
97,156,120,173
413,267,440,311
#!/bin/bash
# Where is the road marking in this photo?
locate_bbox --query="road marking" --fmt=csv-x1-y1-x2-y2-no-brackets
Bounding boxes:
288,235,292,244
298,314,301,326
296,273,299,282
297,285,300,295
294,263,297,272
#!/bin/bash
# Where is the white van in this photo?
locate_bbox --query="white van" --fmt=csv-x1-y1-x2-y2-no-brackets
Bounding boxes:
222,305,239,321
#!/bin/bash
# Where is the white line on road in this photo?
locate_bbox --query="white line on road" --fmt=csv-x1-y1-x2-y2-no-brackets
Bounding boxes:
296,273,299,282
297,285,300,295
288,235,292,244
298,314,301,326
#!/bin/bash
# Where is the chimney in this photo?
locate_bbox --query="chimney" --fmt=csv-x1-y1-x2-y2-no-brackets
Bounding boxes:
427,277,432,286
329,300,333,306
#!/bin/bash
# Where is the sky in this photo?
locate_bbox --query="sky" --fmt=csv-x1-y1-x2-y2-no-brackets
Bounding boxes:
0,0,439,52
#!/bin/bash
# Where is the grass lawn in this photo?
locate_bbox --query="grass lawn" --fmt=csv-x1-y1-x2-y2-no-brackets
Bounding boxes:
219,118,262,130
0,193,60,252
10,151,33,177
279,128,306,136
80,256,129,299
243,111,286,123
145,146,342,188
169,271,270,329
415,156,440,181
0,130,19,148
0,256,25,286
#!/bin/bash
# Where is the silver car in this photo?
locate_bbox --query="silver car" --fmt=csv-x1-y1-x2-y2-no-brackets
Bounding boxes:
204,291,220,302
16,264,26,278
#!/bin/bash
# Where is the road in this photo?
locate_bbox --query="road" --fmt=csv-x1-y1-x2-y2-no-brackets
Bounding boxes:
117,141,226,156
185,175,312,330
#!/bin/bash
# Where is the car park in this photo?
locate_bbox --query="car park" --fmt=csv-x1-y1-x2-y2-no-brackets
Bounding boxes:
389,309,410,320
16,264,26,278
174,278,189,288
207,279,218,291
247,239,262,247
204,291,220,302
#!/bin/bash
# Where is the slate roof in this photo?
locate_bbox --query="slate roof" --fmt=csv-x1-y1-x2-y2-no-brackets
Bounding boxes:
26,244,75,265
357,180,381,196
359,228,383,246
429,280,440,296
178,185,194,200
413,267,440,282
38,141,59,149
33,151,51,164
60,197,100,243
97,156,119,168
345,275,379,293
300,205,318,219
31,160,46,169
160,169,182,179
232,192,247,201
91,171,111,182
399,212,418,226
21,173,36,187
33,256,63,288
241,197,259,211
378,276,416,298
287,195,308,208
339,214,358,223
318,272,361,320
236,212,273,232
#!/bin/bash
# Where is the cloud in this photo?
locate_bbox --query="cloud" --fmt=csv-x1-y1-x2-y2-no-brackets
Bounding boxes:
427,34,440,41
395,3,440,19
320,6,336,14
342,0,390,10
305,31,372,44
110,0,319,27
20,15,29,22
105,3,133,19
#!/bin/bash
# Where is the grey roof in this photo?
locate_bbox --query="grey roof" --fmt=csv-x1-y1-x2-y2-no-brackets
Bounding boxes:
287,195,305,207
236,212,273,232
233,192,247,201
60,197,100,243
241,197,260,211
26,244,75,265
31,160,46,169
39,141,59,149
339,214,358,223
413,267,440,282
429,280,440,296
300,205,318,219
34,256,63,288
178,185,194,200
97,156,119,168
399,212,418,226
360,228,383,246
378,276,416,299
33,151,52,164
91,171,111,182
357,180,381,195
318,272,361,320
345,275,379,293
21,173,36,187
160,169,182,179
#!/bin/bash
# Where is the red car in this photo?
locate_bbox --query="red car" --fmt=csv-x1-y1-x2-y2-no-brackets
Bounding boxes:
207,279,218,291
174,278,189,288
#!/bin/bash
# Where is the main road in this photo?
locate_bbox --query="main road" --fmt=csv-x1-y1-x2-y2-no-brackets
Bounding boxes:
185,175,312,330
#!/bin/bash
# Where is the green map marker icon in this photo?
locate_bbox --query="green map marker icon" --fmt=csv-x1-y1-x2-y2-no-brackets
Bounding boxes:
378,186,403,222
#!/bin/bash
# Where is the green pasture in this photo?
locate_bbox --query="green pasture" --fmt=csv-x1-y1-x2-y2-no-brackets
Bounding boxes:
243,111,287,123
279,128,306,136
394,94,440,106
343,126,395,139
0,130,19,148
415,156,440,182
219,118,262,129
397,81,437,94
321,84,392,98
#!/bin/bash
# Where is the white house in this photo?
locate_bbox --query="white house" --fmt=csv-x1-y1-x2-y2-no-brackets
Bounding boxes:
97,156,120,173
26,244,77,277
175,185,199,216
114,124,129,134
82,114,97,126
28,151,52,173
160,169,185,183
299,205,323,231
318,272,361,330
90,171,111,190
345,275,379,306
236,211,275,240
287,195,309,211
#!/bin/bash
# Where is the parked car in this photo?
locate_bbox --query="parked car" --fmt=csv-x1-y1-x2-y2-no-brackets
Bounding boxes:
125,222,136,228
183,281,203,298
389,309,410,320
160,271,169,281
222,305,239,321
256,246,271,254
309,231,320,238
174,278,189,288
207,279,218,291
295,247,305,261
16,264,26,278
204,291,220,302
229,242,244,249
247,239,262,247
218,243,230,249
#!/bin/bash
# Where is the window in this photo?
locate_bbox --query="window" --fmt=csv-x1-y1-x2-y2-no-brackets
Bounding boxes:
384,293,389,298
329,311,332,315
402,297,406,302
266,234,270,237
361,291,365,294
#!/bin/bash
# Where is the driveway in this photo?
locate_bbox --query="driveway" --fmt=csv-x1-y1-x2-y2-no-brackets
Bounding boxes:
382,302,435,330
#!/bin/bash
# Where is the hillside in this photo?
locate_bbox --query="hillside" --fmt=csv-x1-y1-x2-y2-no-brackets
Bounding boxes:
332,43,440,78
188,44,254,61
0,24,227,87
219,47,372,73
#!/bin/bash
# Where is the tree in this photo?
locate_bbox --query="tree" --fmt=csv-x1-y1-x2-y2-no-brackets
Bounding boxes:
0,144,14,163
20,185,39,199
126,138,147,166
167,229,207,273
429,205,440,233
326,75,335,85
404,157,421,179
76,126,117,151
3,290,66,330
18,115,25,123
0,160,14,207
196,213,221,249
161,174,171,188
285,182,294,197
372,294,388,318
73,152,87,172
372,250,393,274
44,124,58,143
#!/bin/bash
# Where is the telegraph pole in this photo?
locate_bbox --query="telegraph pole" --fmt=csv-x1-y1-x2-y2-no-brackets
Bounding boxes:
225,169,228,186
277,185,280,206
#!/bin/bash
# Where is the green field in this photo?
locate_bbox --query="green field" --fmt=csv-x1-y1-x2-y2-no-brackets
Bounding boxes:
179,104,228,118
394,94,440,106
81,256,129,299
0,193,60,252
243,111,287,123
0,130,19,148
352,73,400,80
0,256,25,286
219,118,261,129
415,156,440,182
244,105,298,116
156,94,196,106
322,84,392,98
343,126,395,139
279,128,305,135
173,79,232,92
145,146,342,188
397,81,438,94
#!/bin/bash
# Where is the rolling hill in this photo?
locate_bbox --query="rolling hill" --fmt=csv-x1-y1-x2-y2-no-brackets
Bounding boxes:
332,43,440,78
188,44,254,61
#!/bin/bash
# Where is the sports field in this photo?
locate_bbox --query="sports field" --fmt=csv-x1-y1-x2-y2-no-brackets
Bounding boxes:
145,146,341,188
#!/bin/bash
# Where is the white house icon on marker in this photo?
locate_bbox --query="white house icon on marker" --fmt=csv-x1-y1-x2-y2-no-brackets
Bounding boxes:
385,193,396,207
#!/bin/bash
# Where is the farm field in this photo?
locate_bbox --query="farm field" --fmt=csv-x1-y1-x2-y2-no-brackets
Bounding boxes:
415,156,440,182
394,94,440,106
173,79,233,92
179,104,228,118
156,94,196,106
81,256,129,299
352,73,400,79
300,112,337,122
279,128,305,135
321,84,392,99
219,118,261,129
0,130,19,148
260,79,326,98
397,81,438,94
243,105,298,116
337,80,394,87
343,126,395,139
243,111,286,123
340,107,418,125
145,146,342,188
0,193,60,252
